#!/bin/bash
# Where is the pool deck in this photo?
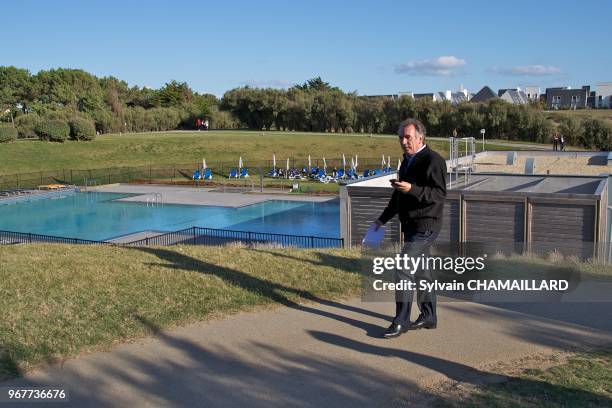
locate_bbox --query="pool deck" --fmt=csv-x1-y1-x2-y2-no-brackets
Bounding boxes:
91,184,337,208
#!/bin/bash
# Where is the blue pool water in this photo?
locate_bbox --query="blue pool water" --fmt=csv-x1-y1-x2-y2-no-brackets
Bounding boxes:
0,192,340,241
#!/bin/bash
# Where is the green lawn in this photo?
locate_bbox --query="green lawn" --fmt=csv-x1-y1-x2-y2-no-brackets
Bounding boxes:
0,131,402,176
1,244,609,383
0,244,361,381
0,130,526,177
434,349,612,407
545,109,612,126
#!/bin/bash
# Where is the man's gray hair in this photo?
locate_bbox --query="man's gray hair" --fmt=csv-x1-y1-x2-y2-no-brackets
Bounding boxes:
398,118,426,138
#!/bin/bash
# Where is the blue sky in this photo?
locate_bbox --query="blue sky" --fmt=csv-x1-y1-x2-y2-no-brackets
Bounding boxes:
3,0,611,96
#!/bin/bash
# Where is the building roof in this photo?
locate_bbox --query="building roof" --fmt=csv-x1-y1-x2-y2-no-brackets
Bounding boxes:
497,88,517,97
499,89,529,104
470,86,498,103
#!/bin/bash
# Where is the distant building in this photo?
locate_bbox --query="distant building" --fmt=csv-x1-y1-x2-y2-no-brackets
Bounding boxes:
424,86,471,105
523,86,541,102
497,88,517,97
413,93,434,100
363,94,397,99
435,88,470,105
470,86,498,103
595,83,612,108
499,89,529,105
545,86,591,109
365,86,470,105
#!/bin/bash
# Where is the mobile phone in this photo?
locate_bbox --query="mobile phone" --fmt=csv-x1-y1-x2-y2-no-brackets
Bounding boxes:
389,178,397,184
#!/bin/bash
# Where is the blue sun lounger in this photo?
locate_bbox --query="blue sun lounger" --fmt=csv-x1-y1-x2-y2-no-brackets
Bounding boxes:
240,168,249,178
229,169,238,178
192,170,201,180
204,168,213,180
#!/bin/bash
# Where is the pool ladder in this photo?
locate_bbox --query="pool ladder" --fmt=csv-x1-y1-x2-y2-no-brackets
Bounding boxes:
145,193,163,207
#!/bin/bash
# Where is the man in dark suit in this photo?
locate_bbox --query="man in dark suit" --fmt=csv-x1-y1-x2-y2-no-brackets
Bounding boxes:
373,118,447,338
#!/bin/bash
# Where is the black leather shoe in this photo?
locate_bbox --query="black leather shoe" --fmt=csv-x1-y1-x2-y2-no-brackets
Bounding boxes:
382,323,409,338
408,316,437,330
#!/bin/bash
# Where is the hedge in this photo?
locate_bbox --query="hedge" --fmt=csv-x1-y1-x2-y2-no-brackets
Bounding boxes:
35,120,70,142
0,125,18,143
69,117,96,141
14,114,41,139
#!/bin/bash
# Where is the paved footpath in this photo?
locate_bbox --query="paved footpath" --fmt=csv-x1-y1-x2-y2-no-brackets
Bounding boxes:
4,299,612,407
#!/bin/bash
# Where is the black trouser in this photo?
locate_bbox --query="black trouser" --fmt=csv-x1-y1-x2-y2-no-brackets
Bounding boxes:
393,229,439,325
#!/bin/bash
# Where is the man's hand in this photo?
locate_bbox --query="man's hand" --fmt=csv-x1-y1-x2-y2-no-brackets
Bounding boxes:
373,219,383,231
392,180,412,193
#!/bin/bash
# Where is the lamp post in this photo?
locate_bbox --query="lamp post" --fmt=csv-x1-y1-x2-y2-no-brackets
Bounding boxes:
480,128,486,151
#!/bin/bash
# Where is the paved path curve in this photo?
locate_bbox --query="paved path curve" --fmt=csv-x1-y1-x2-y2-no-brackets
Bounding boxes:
4,299,611,407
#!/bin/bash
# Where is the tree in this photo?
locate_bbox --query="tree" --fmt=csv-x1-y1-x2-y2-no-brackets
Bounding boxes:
0,66,33,120
558,115,583,146
158,80,193,107
34,68,105,113
292,77,339,92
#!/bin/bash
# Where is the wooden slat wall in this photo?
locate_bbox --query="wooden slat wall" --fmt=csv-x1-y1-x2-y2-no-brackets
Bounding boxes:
438,200,460,242
350,195,400,246
465,201,525,243
530,203,595,256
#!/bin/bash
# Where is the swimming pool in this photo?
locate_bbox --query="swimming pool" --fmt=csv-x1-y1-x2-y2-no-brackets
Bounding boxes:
0,192,340,241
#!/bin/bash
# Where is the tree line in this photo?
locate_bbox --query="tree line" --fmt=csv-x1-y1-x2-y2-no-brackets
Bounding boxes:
0,67,609,149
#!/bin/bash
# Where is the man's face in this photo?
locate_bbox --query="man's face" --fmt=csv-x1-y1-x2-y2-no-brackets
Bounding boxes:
399,124,424,155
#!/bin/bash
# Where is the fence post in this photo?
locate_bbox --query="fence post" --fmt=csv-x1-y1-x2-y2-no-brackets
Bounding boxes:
310,236,314,248
40,171,43,185
108,168,111,185
70,170,73,184
192,226,196,244
28,233,32,243
149,166,152,184
145,237,149,246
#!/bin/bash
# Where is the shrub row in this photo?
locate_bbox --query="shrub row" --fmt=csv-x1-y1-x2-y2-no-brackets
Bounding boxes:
10,115,97,142
0,124,18,143
35,120,70,142
557,115,612,150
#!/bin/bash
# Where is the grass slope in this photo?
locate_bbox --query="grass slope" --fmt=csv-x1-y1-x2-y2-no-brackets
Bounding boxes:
0,244,361,381
0,131,402,175
545,109,612,127
0,130,524,176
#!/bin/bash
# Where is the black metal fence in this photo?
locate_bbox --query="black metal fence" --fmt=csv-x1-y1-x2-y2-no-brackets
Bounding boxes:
0,230,109,245
124,226,344,248
0,156,398,190
0,227,343,249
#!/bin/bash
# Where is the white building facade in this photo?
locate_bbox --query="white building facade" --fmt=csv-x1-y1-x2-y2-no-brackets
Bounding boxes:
596,83,612,108
523,86,541,102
